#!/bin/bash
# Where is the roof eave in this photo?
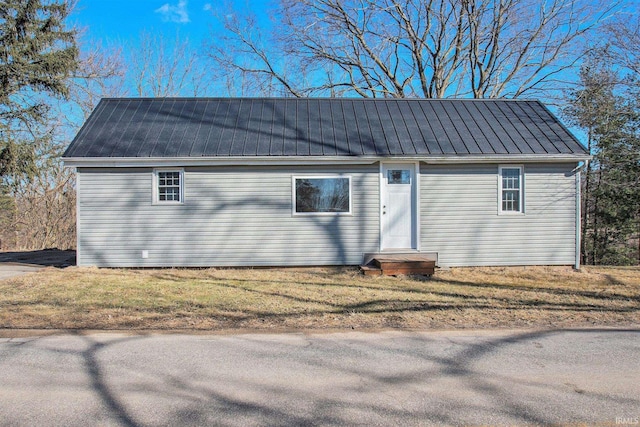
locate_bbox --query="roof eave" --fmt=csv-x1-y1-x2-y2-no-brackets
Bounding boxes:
63,154,591,168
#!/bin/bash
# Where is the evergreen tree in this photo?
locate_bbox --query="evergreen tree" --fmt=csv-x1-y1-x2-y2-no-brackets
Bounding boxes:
0,0,78,181
565,56,640,265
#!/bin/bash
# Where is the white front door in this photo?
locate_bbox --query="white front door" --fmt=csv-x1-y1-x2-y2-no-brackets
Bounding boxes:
381,163,416,250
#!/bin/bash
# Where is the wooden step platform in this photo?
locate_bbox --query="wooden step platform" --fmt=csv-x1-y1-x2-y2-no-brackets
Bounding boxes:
360,253,436,276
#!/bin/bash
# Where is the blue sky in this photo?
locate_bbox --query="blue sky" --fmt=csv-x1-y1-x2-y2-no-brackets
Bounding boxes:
69,0,637,51
69,0,269,49
67,0,637,102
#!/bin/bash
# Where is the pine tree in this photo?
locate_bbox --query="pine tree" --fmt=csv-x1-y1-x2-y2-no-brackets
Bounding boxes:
0,0,78,180
564,56,640,265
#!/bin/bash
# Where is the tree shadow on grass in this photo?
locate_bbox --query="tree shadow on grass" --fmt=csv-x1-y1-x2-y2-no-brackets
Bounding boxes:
430,276,640,304
135,270,639,325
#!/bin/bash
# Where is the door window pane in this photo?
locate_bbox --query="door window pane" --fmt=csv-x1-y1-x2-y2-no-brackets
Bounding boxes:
388,170,411,184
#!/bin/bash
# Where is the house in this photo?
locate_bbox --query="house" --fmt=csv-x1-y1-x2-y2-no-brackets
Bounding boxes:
63,98,589,269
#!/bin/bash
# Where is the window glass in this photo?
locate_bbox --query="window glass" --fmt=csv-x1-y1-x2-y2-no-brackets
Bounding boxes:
500,167,521,213
157,171,181,202
388,170,411,184
295,177,350,213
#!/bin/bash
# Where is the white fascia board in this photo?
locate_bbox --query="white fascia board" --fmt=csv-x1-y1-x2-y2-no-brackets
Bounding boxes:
420,154,591,164
63,156,378,168
62,154,591,168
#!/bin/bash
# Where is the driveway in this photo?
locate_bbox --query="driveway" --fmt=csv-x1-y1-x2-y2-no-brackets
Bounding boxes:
0,329,638,426
0,262,46,280
0,249,75,279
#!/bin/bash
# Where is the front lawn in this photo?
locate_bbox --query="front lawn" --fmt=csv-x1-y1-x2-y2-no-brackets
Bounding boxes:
1,266,638,331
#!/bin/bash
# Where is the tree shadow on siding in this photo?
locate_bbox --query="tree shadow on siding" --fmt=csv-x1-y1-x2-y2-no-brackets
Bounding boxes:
78,167,370,267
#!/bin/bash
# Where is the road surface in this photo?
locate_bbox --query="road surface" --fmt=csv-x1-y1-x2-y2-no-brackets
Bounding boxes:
0,329,638,426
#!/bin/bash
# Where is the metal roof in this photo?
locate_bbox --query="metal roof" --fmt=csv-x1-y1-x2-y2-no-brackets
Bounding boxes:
63,98,587,159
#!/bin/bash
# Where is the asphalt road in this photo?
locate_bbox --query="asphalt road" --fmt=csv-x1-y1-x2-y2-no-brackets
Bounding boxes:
0,262,44,280
0,329,638,426
0,249,76,280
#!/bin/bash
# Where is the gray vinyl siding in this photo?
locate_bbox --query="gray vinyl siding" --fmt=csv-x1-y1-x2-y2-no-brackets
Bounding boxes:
76,165,379,267
419,163,578,266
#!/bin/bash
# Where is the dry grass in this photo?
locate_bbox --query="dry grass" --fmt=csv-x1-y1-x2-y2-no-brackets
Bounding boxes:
1,265,639,331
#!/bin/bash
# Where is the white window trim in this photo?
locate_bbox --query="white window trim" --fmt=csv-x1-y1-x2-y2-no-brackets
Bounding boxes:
292,175,352,216
498,165,524,215
153,168,184,205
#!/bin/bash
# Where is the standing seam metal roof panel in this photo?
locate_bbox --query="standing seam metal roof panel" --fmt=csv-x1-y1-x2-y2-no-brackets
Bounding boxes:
133,98,164,157
407,101,438,154
390,100,418,155
282,100,297,156
364,101,388,155
331,100,349,156
444,101,482,154
121,99,153,157
395,101,424,154
69,99,107,157
321,100,338,156
421,102,455,154
187,101,220,157
109,98,144,157
148,99,172,157
503,102,553,154
352,101,374,155
203,99,228,156
494,101,538,154
344,100,365,155
528,102,583,154
433,102,469,154
454,102,496,154
218,99,240,156
255,100,271,156
230,100,252,156
463,101,509,154
376,100,403,155
270,100,286,156
158,99,183,156
243,99,261,156
85,99,125,157
295,100,310,156
63,98,588,159
167,99,196,157
483,101,524,154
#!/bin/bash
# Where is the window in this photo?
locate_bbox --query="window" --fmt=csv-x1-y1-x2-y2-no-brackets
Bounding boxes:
155,169,183,203
293,176,351,214
499,166,523,214
387,169,411,184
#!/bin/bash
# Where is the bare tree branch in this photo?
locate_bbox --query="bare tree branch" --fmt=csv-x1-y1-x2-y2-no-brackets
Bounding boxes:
128,31,212,97
206,0,617,98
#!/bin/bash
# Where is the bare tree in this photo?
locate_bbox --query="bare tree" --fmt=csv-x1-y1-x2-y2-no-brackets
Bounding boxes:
207,0,615,98
129,31,212,97
10,150,76,250
68,40,126,119
605,13,640,81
